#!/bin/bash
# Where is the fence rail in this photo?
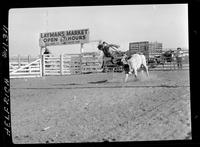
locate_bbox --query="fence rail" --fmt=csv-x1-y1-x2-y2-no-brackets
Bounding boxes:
148,63,189,71
10,58,42,78
42,53,102,76
9,51,189,78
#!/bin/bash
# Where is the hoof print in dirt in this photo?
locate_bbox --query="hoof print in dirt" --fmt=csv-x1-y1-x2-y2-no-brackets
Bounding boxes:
186,123,190,127
119,123,125,127
70,132,76,137
23,135,32,139
50,138,55,142
24,135,29,138
46,140,50,144
184,132,192,140
45,138,54,144
14,136,21,140
102,137,116,142
102,138,109,142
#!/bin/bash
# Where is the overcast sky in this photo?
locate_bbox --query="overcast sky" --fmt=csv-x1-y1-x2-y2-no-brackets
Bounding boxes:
9,4,188,57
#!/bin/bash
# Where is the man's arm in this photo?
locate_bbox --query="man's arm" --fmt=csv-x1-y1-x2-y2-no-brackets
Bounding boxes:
108,44,120,48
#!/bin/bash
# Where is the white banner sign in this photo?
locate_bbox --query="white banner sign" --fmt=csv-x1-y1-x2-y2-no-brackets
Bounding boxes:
39,29,89,47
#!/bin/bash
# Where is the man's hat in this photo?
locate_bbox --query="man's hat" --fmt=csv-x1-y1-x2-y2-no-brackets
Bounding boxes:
97,44,103,50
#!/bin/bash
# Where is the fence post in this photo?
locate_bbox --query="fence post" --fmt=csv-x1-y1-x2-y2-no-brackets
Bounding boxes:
18,54,21,68
28,55,31,73
28,55,31,63
170,61,172,70
28,65,31,73
40,57,42,77
80,43,84,74
60,54,63,75
42,55,45,76
173,59,176,70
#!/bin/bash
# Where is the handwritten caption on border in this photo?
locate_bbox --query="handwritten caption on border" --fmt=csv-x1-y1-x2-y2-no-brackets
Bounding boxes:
2,25,11,136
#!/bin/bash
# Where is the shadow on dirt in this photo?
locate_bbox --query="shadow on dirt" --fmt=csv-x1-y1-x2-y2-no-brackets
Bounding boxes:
53,80,108,86
53,83,81,86
88,80,108,84
15,84,189,90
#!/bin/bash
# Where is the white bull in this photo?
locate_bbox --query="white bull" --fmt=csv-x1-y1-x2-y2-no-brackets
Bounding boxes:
121,54,149,82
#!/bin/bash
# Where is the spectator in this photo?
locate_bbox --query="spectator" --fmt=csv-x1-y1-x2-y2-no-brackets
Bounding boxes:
175,47,183,69
42,47,51,68
43,48,51,57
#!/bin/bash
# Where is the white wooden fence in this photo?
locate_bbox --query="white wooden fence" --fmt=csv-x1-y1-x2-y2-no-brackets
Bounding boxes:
42,52,102,76
43,54,81,76
10,58,42,78
9,52,102,78
81,52,102,73
9,55,38,72
147,50,189,71
9,50,189,78
148,62,189,71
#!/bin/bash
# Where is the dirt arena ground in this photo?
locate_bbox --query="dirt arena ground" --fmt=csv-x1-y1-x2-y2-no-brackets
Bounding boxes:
10,69,191,143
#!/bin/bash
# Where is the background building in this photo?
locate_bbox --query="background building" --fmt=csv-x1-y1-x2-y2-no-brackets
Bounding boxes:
129,41,163,58
129,41,149,58
148,41,163,57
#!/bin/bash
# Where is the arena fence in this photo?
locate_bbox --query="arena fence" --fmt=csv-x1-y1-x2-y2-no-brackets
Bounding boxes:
81,52,102,73
9,51,189,78
147,50,189,71
148,62,189,71
10,58,42,78
102,50,189,72
102,62,189,73
42,52,102,76
9,55,38,72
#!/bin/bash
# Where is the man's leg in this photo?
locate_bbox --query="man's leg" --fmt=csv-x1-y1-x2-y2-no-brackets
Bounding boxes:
178,57,182,69
101,60,104,68
111,57,115,64
180,58,183,69
176,57,180,69
125,74,129,82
